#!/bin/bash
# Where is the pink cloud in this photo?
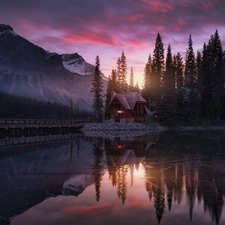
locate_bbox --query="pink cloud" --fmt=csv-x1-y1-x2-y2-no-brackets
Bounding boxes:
141,0,174,13
64,32,118,46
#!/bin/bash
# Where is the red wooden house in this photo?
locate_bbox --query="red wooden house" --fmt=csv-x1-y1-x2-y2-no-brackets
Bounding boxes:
107,91,152,123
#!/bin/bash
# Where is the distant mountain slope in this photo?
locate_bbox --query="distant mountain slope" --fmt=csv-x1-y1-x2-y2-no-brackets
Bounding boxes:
0,24,107,110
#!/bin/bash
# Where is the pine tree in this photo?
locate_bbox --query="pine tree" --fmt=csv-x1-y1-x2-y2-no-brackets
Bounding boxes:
211,30,223,123
185,35,196,89
200,30,223,124
196,51,202,96
160,44,176,126
184,35,199,125
174,52,184,90
118,51,128,92
151,33,164,107
129,67,135,91
117,57,122,92
90,55,104,122
142,54,152,107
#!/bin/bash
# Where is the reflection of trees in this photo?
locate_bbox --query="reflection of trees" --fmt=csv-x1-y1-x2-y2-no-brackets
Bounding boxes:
91,143,104,202
145,164,165,224
117,166,128,205
104,131,225,225
143,156,225,225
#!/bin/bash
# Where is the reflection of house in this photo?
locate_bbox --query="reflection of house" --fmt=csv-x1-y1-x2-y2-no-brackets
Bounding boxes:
106,136,145,155
107,91,152,123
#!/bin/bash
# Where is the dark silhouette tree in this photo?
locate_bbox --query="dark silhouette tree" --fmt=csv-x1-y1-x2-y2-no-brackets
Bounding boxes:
142,54,152,107
185,35,196,89
151,33,164,110
174,52,184,89
160,44,176,126
90,55,104,122
129,67,135,91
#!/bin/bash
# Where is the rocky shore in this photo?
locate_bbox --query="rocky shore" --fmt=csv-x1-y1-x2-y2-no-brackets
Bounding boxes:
81,122,163,137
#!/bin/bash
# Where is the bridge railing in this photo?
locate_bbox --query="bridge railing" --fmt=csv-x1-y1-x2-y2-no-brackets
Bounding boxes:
0,118,84,127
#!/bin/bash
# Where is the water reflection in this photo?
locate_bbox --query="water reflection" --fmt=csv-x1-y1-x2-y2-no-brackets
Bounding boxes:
1,131,225,225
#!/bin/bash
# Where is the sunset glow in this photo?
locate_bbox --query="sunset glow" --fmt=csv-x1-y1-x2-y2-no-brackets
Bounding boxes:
1,0,224,86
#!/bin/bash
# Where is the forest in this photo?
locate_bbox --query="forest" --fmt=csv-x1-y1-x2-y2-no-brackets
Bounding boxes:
103,30,225,126
0,91,91,120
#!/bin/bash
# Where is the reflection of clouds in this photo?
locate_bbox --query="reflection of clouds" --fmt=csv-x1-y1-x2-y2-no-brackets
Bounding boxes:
11,161,225,225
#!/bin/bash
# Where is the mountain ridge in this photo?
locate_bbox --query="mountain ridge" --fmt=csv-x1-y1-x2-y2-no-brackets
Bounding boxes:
0,24,107,110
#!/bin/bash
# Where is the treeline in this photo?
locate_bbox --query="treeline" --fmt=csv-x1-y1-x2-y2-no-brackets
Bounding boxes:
141,30,225,126
104,31,225,126
0,91,91,120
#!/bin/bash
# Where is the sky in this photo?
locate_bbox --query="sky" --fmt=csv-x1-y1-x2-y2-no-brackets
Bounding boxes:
0,0,225,86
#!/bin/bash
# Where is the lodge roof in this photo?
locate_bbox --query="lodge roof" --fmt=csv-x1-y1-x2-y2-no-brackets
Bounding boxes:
108,91,146,110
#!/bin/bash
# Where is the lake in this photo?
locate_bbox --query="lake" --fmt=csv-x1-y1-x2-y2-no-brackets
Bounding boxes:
1,130,225,225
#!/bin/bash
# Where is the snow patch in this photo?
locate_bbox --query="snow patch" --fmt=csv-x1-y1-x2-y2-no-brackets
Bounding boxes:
62,56,92,75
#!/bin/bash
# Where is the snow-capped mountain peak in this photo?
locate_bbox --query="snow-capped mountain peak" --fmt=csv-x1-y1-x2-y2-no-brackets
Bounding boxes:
62,53,93,75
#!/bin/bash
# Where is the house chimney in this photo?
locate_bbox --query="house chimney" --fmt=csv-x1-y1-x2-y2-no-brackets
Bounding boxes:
111,91,116,99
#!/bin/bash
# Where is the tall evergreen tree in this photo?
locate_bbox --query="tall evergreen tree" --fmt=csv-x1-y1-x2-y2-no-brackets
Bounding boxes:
185,35,196,89
90,55,104,122
184,35,199,125
117,57,122,92
129,67,135,91
160,44,176,126
200,30,223,124
174,52,184,89
151,33,164,107
120,51,128,92
211,30,223,123
142,54,152,107
196,51,202,96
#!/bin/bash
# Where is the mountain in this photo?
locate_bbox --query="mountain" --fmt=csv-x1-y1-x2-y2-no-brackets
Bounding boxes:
0,24,107,110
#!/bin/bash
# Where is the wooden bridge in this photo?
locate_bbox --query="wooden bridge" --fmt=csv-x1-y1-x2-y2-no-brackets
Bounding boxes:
0,118,85,137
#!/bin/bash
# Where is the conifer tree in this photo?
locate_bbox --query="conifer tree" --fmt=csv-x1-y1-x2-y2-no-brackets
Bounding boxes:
120,51,128,92
211,30,223,123
151,33,164,106
185,35,196,89
142,54,152,107
129,67,134,91
196,51,202,96
160,44,176,126
90,55,104,122
174,52,184,89
117,57,122,92
200,30,223,124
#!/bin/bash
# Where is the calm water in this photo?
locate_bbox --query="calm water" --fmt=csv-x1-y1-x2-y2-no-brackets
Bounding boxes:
1,131,225,225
